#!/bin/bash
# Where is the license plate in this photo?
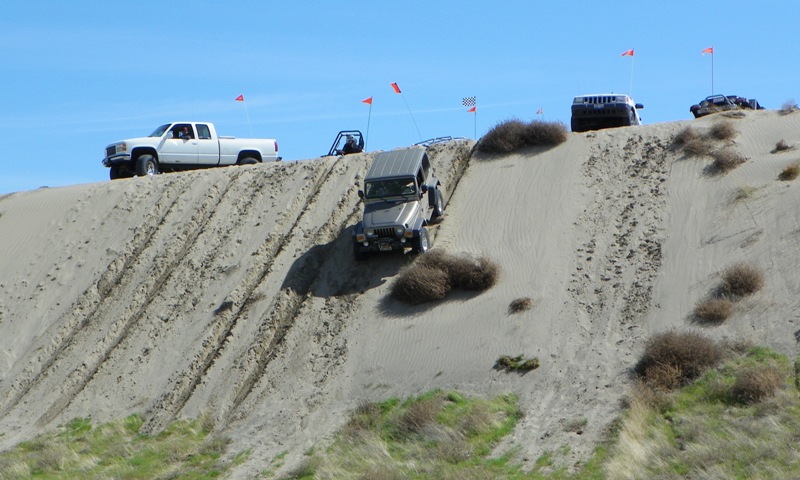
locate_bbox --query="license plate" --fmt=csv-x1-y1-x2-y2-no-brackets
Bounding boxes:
379,244,392,252
593,104,605,109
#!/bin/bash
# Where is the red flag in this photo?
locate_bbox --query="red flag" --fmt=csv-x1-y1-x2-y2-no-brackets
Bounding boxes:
702,47,714,54
390,82,401,94
536,107,543,115
621,49,634,57
362,96,373,105
235,94,244,102
467,106,476,113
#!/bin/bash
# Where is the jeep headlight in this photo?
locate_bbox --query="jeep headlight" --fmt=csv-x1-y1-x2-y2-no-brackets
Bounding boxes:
365,228,375,237
394,226,405,237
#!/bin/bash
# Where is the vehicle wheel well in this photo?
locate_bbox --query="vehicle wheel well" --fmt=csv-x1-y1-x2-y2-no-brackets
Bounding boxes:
237,151,262,163
132,147,158,162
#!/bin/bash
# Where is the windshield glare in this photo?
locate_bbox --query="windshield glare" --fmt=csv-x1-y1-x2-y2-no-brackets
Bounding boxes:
365,178,417,198
149,124,171,137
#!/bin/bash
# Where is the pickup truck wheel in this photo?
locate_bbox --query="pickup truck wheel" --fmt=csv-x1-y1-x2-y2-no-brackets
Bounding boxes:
109,166,122,180
411,227,430,254
238,157,258,165
135,155,158,176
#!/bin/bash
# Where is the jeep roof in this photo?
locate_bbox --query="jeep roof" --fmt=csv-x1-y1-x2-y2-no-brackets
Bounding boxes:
366,147,428,180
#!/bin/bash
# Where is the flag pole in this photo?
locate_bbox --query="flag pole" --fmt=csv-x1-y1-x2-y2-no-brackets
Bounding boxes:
364,97,372,151
711,48,715,95
629,54,635,97
401,95,422,142
235,95,253,136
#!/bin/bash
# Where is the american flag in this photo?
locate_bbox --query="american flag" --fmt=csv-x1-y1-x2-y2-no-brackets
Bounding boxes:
462,96,476,107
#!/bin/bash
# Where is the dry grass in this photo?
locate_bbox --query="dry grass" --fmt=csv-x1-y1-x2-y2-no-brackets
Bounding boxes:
391,264,450,304
392,251,499,304
721,263,764,298
508,297,533,314
772,139,793,153
779,163,800,181
730,364,784,405
708,148,746,174
693,297,734,325
634,330,724,390
709,120,737,140
779,99,799,115
477,118,567,153
397,397,441,437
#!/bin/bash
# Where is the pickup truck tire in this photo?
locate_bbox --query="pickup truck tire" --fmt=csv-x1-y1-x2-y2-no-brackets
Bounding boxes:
411,227,430,254
135,155,158,176
109,165,122,180
237,157,258,165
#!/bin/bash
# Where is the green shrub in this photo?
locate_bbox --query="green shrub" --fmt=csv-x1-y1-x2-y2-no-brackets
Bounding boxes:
495,355,540,372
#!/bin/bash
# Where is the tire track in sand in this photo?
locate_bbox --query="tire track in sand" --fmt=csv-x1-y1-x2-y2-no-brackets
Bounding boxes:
0,175,196,417
141,156,367,432
33,171,245,427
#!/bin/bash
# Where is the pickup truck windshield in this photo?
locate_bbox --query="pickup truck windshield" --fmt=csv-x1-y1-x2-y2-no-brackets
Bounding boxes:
149,124,171,137
364,177,416,198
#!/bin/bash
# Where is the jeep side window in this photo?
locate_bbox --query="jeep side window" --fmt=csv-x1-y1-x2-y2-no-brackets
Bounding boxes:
416,169,424,188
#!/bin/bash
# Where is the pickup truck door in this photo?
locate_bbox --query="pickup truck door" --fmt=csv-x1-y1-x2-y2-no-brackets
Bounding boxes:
159,123,199,164
196,123,221,165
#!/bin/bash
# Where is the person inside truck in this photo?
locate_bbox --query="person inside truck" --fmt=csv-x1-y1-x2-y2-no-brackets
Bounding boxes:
179,126,193,139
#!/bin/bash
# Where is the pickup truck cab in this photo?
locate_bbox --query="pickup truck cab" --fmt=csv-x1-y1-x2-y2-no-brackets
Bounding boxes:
103,122,279,179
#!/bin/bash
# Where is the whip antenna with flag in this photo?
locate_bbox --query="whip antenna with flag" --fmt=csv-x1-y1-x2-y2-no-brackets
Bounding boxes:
463,96,477,138
235,94,253,136
391,83,422,142
362,96,373,150
702,47,714,95
621,49,635,96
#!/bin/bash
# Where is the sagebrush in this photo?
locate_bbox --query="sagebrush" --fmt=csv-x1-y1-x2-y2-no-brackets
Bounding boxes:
478,119,567,154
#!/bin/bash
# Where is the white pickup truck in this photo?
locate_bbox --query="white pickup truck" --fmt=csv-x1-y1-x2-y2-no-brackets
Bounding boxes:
102,122,280,179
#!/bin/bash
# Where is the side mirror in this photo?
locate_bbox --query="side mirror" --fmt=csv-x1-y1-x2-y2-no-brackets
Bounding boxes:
635,103,644,109
357,190,364,199
420,184,428,193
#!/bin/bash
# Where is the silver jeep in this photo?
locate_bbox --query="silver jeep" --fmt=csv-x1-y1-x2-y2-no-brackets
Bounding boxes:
353,147,445,260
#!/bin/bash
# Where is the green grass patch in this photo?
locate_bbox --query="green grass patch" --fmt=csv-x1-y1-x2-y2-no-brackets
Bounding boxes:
0,414,243,479
607,346,800,479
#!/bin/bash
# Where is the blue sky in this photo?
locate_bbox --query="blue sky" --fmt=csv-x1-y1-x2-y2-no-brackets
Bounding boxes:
2,1,799,194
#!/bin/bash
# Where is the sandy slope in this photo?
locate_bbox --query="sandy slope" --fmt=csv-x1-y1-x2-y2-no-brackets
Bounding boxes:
1,111,800,477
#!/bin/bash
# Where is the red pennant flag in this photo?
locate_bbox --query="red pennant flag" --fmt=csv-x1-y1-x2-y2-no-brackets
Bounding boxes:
362,96,373,105
702,47,714,54
536,107,543,115
390,82,401,94
621,49,634,57
467,106,476,113
235,94,244,101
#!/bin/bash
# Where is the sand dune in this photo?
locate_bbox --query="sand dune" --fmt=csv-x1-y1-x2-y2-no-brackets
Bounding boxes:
1,110,799,476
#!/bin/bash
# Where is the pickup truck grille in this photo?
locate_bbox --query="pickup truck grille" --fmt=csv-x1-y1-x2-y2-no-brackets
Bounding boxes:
374,227,399,238
106,146,116,157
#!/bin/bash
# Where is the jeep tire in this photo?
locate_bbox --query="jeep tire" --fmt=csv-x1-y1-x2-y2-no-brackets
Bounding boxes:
411,227,430,254
431,189,445,220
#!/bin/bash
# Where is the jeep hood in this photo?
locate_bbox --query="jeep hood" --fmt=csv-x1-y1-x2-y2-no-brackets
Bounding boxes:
362,200,418,228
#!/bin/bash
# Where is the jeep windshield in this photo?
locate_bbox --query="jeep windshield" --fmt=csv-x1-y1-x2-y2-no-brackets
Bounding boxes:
364,177,417,199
